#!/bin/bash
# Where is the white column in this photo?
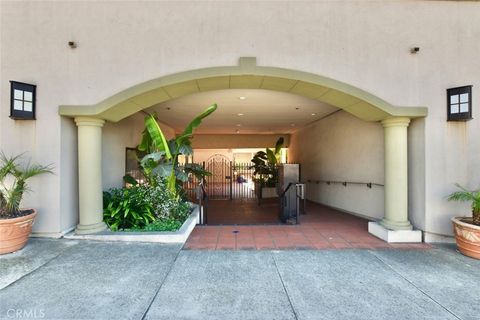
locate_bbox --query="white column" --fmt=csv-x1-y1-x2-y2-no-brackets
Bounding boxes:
381,117,412,230
74,117,107,234
368,117,421,243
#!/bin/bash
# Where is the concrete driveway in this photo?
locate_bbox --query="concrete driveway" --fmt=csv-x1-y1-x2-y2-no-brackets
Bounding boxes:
0,239,479,320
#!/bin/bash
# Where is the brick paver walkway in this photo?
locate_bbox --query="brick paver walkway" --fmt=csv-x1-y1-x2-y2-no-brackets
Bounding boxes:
184,202,431,250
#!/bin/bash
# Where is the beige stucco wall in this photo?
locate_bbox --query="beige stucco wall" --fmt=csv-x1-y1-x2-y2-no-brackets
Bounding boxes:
408,118,426,232
289,111,385,220
102,114,175,190
192,134,290,149
1,1,479,237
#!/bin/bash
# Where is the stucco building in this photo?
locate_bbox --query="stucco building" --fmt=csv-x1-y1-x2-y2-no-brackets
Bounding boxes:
1,0,479,243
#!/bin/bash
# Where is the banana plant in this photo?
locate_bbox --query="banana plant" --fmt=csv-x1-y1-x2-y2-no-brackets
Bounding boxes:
137,103,217,197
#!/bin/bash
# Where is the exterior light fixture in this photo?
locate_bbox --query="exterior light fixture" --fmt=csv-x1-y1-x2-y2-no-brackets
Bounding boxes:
10,81,36,120
447,85,472,121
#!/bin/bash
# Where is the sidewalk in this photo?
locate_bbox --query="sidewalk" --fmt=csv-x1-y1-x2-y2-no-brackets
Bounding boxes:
0,239,479,320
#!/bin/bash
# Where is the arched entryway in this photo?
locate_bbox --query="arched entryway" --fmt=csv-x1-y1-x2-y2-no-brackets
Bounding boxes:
59,57,427,241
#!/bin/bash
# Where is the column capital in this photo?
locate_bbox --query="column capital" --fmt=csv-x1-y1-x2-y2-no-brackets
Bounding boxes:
381,117,410,128
74,116,105,127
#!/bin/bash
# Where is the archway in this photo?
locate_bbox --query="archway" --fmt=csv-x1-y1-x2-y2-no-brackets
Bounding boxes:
60,57,426,123
59,57,427,242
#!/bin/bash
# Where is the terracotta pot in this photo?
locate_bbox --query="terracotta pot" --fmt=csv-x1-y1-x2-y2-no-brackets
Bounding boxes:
452,217,480,260
0,210,36,255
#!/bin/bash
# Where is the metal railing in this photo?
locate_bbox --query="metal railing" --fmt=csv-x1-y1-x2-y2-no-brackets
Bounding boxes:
278,182,306,224
306,179,383,189
195,181,208,225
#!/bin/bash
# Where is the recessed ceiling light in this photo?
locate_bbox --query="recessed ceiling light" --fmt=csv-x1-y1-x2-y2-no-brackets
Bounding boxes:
311,113,316,116
236,124,242,127
237,113,244,116
290,123,296,127
239,96,247,100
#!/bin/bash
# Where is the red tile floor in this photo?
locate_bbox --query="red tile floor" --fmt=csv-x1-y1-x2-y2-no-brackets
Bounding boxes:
184,201,431,250
204,198,279,225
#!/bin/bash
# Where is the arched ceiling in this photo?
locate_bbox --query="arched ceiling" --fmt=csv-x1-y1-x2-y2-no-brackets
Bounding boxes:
59,57,427,123
147,89,339,134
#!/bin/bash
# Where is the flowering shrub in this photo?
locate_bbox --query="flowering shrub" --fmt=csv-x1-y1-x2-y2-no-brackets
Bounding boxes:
103,178,191,231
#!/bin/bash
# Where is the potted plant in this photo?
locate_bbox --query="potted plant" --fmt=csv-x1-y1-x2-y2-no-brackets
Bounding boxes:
0,153,52,254
251,137,284,199
448,183,480,259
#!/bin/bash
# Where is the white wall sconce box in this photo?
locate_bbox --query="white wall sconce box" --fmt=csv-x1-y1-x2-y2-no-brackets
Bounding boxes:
10,81,36,120
447,85,472,121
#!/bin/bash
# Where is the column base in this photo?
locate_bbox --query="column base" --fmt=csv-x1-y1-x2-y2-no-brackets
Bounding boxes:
368,222,422,243
75,221,107,235
380,218,413,231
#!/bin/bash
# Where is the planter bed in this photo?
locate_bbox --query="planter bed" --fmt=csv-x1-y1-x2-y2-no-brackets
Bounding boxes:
64,205,199,244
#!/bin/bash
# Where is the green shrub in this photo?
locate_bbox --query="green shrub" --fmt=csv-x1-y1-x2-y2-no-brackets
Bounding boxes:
126,217,185,232
103,178,191,231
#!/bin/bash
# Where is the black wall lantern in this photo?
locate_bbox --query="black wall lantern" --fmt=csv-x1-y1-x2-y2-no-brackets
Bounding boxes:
10,81,36,120
447,85,472,121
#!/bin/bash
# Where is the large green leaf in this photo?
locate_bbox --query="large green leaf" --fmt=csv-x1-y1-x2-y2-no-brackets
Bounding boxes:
140,151,166,166
123,175,138,186
251,157,266,166
138,128,152,152
176,104,217,144
152,163,173,177
144,114,172,159
253,151,267,160
266,148,277,165
178,142,193,157
175,169,189,182
274,137,284,156
183,163,212,180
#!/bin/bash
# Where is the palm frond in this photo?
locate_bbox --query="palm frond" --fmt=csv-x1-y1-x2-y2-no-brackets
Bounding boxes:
0,152,21,181
18,163,54,180
447,191,475,202
448,183,480,212
0,153,52,216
